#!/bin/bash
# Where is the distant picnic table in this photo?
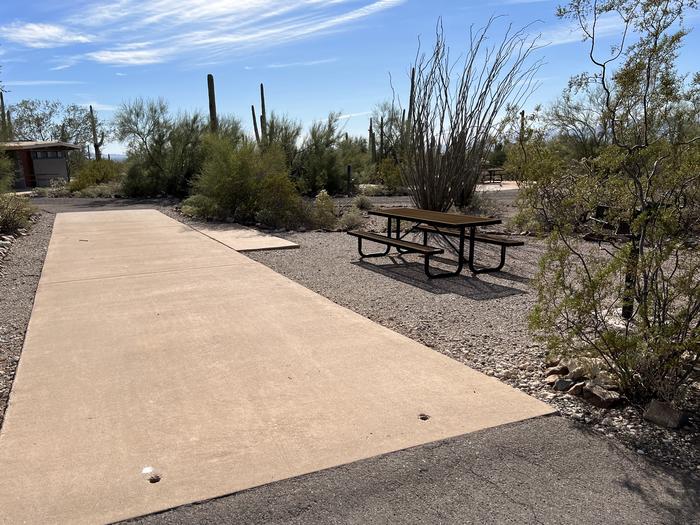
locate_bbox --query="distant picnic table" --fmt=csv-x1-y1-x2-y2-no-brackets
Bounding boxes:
482,167,505,184
348,207,523,278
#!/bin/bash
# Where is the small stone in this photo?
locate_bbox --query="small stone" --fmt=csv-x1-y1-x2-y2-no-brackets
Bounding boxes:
544,364,568,376
554,378,574,391
566,366,587,381
567,382,585,396
544,374,559,385
544,354,561,367
0,241,10,247
643,400,685,429
582,382,622,409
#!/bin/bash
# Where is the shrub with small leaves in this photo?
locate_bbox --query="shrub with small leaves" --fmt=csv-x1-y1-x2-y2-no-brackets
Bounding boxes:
69,159,123,192
180,194,223,219
0,194,35,234
338,206,365,231
352,194,373,210
313,190,337,230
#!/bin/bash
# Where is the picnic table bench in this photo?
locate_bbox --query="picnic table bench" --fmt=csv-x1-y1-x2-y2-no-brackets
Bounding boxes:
348,207,523,278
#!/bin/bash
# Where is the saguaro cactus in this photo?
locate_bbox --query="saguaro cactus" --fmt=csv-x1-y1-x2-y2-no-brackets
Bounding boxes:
0,92,6,137
89,105,105,161
251,105,261,144
369,118,377,163
207,74,218,132
259,83,267,142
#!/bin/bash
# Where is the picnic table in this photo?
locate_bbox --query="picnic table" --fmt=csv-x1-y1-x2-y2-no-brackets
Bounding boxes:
482,167,505,184
348,207,523,278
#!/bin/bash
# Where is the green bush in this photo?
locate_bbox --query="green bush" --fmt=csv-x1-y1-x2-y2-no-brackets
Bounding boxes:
378,158,403,194
69,160,123,192
352,194,373,210
255,173,304,229
192,136,260,221
0,151,14,192
180,194,222,219
0,194,34,233
338,206,365,231
74,181,122,198
313,190,337,230
121,161,165,197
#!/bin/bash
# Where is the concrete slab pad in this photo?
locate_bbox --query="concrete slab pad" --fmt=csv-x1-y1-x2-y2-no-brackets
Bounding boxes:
193,223,299,252
0,210,553,524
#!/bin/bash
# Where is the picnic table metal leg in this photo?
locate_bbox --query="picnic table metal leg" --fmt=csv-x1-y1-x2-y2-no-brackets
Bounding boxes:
465,227,508,274
357,236,391,258
424,225,465,279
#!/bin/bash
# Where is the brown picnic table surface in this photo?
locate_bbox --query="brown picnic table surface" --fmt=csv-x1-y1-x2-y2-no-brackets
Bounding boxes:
369,207,502,228
350,207,507,278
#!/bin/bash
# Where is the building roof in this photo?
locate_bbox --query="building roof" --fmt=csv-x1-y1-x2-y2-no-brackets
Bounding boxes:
0,140,81,151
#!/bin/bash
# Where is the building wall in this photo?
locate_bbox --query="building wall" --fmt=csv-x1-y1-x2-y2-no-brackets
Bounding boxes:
33,158,69,187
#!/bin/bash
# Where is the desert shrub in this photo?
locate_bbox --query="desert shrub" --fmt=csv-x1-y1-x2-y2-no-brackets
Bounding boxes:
191,136,259,221
352,194,373,210
528,0,700,406
114,99,209,197
378,158,403,194
313,190,337,230
180,194,222,219
338,206,365,231
295,113,344,195
69,160,123,192
121,162,165,197
255,173,304,229
0,194,34,233
74,181,122,198
0,151,13,192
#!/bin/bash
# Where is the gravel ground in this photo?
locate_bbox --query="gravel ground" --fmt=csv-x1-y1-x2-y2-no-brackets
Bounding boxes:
246,228,700,475
0,212,54,429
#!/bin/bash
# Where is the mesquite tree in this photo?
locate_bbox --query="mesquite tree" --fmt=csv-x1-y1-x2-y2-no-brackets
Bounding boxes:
530,0,700,405
400,19,541,211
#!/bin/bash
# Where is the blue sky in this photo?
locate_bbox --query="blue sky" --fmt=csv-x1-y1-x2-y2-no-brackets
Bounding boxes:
0,0,698,154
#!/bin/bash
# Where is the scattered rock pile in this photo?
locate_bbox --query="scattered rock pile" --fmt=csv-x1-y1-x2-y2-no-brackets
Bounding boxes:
543,355,623,408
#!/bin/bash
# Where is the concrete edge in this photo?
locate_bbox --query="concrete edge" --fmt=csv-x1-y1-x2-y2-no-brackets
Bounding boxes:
115,412,559,524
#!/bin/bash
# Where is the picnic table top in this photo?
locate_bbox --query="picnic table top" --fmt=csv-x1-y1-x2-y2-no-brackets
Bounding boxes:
368,207,502,227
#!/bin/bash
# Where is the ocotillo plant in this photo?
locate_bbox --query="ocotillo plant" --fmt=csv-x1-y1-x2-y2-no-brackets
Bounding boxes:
89,105,105,161
207,74,218,132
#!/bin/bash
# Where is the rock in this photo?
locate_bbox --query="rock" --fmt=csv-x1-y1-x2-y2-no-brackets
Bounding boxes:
544,354,561,367
567,382,585,396
582,382,622,409
566,366,587,381
554,378,574,391
544,364,568,376
0,241,10,247
544,374,560,385
643,400,685,429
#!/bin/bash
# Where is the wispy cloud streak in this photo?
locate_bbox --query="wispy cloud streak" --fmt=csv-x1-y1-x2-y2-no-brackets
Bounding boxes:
5,0,405,67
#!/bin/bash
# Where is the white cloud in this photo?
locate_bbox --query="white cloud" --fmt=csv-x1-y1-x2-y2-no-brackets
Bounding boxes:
80,101,118,111
3,80,85,86
246,58,337,69
338,111,371,120
540,12,625,46
36,0,404,66
0,22,93,48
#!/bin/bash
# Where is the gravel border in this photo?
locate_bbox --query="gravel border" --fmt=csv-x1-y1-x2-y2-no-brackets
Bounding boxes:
0,212,54,430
